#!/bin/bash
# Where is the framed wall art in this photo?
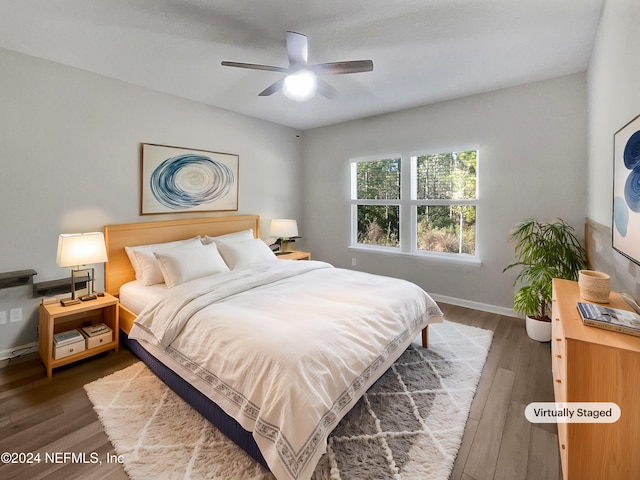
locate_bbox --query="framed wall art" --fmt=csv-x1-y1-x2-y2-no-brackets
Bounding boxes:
613,114,640,265
140,143,238,215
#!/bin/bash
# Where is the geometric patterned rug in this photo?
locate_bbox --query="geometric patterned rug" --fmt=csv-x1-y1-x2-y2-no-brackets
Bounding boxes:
84,320,492,480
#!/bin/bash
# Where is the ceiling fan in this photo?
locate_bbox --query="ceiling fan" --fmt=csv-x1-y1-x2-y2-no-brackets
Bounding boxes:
221,31,373,101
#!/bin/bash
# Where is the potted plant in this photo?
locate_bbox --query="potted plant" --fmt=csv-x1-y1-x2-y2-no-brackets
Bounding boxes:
503,218,588,341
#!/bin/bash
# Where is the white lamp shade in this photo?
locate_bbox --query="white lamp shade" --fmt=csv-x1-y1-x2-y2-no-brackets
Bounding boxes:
57,232,108,268
270,219,299,238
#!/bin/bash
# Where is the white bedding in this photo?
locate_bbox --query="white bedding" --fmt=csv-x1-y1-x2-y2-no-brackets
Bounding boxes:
119,280,167,315
129,260,443,480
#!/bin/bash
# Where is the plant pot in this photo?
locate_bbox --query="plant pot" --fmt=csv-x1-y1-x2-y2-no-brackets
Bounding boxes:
526,316,552,342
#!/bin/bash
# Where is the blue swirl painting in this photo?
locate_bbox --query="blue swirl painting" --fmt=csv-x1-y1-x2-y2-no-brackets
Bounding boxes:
623,130,640,170
625,167,640,213
150,154,234,209
141,144,238,214
613,116,640,265
614,196,629,237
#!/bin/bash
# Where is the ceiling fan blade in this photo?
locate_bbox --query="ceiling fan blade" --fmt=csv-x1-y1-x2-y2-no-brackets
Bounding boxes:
309,60,374,75
317,79,338,99
286,31,308,66
221,61,288,73
258,78,286,96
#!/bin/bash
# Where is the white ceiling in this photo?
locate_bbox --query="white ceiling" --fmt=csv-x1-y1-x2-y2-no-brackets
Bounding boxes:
0,0,604,131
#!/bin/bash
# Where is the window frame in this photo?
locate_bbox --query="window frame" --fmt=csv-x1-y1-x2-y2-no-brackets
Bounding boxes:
350,155,403,252
349,148,480,265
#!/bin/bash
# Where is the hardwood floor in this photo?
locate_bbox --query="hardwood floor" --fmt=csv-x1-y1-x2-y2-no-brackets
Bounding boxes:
0,303,560,480
443,304,561,480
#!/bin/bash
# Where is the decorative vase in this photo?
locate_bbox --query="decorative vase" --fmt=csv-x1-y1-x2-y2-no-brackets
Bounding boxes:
578,270,610,304
526,316,552,342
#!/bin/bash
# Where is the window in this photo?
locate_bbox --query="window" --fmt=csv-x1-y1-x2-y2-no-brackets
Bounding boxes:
351,157,401,247
351,150,478,260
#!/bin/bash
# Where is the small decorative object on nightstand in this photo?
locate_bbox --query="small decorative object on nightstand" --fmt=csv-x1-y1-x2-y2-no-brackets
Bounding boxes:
39,292,119,378
277,250,311,261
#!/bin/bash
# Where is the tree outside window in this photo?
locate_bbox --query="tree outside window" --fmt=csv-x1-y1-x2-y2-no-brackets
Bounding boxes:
415,151,477,255
353,158,400,247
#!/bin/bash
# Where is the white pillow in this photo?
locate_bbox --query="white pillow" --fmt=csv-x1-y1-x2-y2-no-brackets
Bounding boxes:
130,237,202,285
217,238,277,269
125,237,201,280
154,244,230,288
202,229,254,246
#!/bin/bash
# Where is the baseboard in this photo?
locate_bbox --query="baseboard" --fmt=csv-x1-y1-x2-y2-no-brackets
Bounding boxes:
429,293,516,318
0,342,39,361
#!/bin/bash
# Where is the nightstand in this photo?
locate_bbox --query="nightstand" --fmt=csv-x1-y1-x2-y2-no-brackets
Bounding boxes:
277,250,311,261
39,293,119,378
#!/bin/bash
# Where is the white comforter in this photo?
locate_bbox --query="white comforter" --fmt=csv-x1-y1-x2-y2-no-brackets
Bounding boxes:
130,260,443,480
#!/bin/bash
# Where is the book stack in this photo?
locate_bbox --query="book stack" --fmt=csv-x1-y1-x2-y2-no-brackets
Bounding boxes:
53,329,84,346
577,302,640,337
82,323,110,337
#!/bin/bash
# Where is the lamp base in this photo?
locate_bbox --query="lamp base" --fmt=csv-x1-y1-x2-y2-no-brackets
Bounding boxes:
280,241,292,252
70,267,95,300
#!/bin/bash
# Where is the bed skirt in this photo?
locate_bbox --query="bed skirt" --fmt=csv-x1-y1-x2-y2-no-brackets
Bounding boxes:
121,332,269,469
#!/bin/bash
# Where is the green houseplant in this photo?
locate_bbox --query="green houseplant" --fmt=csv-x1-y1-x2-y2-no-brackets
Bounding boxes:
503,218,588,341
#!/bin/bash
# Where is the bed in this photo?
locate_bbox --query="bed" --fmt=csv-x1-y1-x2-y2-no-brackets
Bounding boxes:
104,215,443,480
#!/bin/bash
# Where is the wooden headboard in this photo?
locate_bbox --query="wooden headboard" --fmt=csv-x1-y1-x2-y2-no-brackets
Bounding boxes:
104,215,260,297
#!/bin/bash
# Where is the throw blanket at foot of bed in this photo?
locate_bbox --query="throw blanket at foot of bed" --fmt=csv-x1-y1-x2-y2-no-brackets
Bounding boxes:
129,260,443,480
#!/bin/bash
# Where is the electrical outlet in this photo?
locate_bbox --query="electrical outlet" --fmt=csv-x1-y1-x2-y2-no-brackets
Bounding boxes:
0,311,6,325
352,258,357,266
9,308,22,323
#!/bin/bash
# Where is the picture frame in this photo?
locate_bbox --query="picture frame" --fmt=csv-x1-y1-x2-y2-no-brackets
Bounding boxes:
140,143,239,215
613,114,640,265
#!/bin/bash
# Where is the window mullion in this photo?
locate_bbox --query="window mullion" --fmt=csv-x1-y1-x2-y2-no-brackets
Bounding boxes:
400,154,412,253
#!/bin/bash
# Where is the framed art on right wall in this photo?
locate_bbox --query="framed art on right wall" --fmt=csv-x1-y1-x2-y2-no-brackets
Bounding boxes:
613,114,640,265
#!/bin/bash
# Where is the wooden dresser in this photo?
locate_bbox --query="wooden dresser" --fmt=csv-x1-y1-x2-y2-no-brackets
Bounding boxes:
551,279,640,479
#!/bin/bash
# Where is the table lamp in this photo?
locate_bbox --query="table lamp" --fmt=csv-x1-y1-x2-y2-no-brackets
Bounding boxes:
56,232,108,304
270,219,299,253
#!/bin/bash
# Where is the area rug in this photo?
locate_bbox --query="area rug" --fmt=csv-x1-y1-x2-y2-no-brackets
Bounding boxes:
84,320,492,480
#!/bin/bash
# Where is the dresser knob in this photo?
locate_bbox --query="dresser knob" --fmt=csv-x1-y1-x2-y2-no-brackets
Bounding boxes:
556,379,562,383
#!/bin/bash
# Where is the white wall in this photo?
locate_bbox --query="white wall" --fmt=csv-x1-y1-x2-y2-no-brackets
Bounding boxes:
586,0,640,296
0,47,302,353
302,74,588,313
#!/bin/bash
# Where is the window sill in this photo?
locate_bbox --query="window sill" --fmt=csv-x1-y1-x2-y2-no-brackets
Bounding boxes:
348,245,482,267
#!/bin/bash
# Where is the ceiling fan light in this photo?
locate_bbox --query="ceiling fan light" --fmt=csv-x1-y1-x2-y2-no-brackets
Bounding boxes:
283,70,317,101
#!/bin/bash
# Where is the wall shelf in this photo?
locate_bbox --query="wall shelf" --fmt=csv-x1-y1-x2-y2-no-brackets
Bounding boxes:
33,277,87,298
0,269,37,289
